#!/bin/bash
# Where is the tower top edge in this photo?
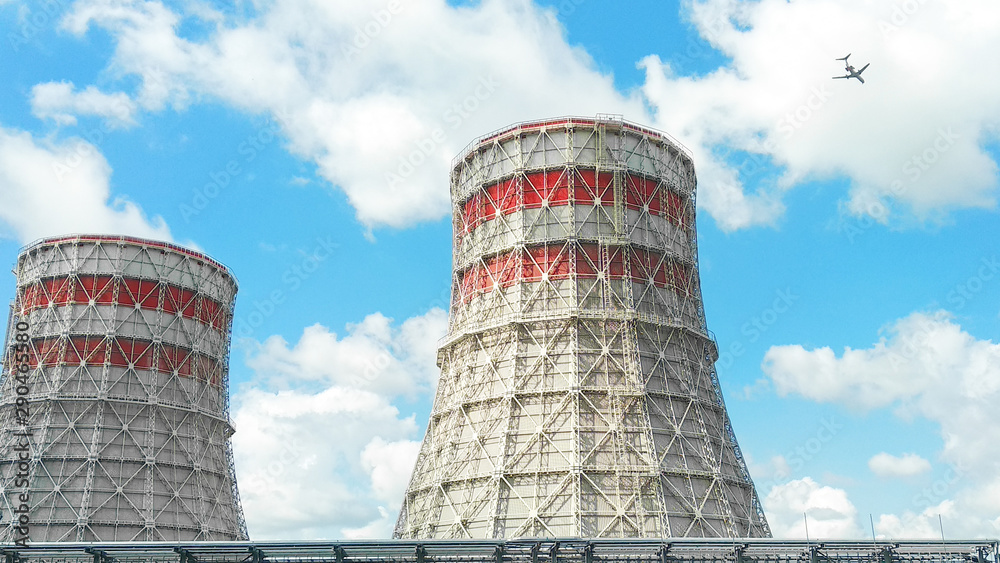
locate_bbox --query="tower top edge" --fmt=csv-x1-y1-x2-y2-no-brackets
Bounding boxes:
451,115,693,169
17,234,236,285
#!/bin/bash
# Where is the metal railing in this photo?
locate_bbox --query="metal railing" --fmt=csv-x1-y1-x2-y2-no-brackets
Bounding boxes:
0,539,996,563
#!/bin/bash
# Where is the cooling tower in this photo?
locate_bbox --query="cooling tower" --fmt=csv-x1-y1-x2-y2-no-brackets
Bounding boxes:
396,116,770,539
0,235,247,542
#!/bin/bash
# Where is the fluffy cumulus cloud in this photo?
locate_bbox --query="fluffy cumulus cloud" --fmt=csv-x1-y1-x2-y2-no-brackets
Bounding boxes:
231,308,448,539
641,0,1000,229
34,0,1000,232
56,0,646,229
30,81,138,128
875,500,956,540
764,477,863,538
231,386,418,539
762,310,1000,537
868,452,932,479
245,309,446,397
0,126,172,243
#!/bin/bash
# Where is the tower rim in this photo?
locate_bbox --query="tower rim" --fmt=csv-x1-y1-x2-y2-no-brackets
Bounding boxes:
18,234,237,288
452,115,694,169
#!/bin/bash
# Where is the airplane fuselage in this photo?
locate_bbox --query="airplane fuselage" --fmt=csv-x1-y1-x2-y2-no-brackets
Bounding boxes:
834,54,868,84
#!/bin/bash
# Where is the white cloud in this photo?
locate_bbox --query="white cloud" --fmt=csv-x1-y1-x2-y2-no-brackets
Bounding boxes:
876,500,955,540
30,81,138,128
640,0,1000,229
55,0,1000,234
874,495,1000,539
340,437,423,539
231,386,419,539
232,308,447,539
764,477,863,539
11,0,996,238
361,437,421,506
245,309,447,398
746,453,791,483
869,452,932,479
0,125,172,243
59,0,646,229
762,310,1000,537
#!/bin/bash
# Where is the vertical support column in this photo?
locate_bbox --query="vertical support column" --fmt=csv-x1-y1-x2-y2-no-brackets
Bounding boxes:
86,548,110,563
808,545,821,563
733,543,747,563
176,548,198,563
658,543,671,563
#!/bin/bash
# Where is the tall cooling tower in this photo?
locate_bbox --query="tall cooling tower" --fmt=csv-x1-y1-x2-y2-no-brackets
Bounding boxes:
0,235,247,542
397,116,769,539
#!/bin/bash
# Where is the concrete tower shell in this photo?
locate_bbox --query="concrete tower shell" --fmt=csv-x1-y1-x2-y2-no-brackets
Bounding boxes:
0,235,247,541
396,117,770,539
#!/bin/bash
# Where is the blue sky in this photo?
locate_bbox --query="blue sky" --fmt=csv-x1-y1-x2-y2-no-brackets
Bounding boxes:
1,0,999,541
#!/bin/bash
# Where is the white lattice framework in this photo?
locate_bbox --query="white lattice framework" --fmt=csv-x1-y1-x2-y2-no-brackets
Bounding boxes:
396,117,770,539
0,235,247,541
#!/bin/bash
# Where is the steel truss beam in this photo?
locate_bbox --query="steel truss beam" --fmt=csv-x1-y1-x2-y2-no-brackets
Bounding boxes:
0,539,997,563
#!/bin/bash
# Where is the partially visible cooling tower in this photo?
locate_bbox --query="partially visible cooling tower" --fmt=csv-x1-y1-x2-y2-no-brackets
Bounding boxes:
0,235,247,541
397,116,770,539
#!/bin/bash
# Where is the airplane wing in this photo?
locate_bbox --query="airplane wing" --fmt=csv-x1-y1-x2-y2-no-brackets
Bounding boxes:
858,63,870,74
833,75,850,79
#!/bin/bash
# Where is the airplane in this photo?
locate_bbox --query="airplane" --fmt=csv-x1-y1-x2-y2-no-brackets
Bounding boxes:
833,53,869,84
